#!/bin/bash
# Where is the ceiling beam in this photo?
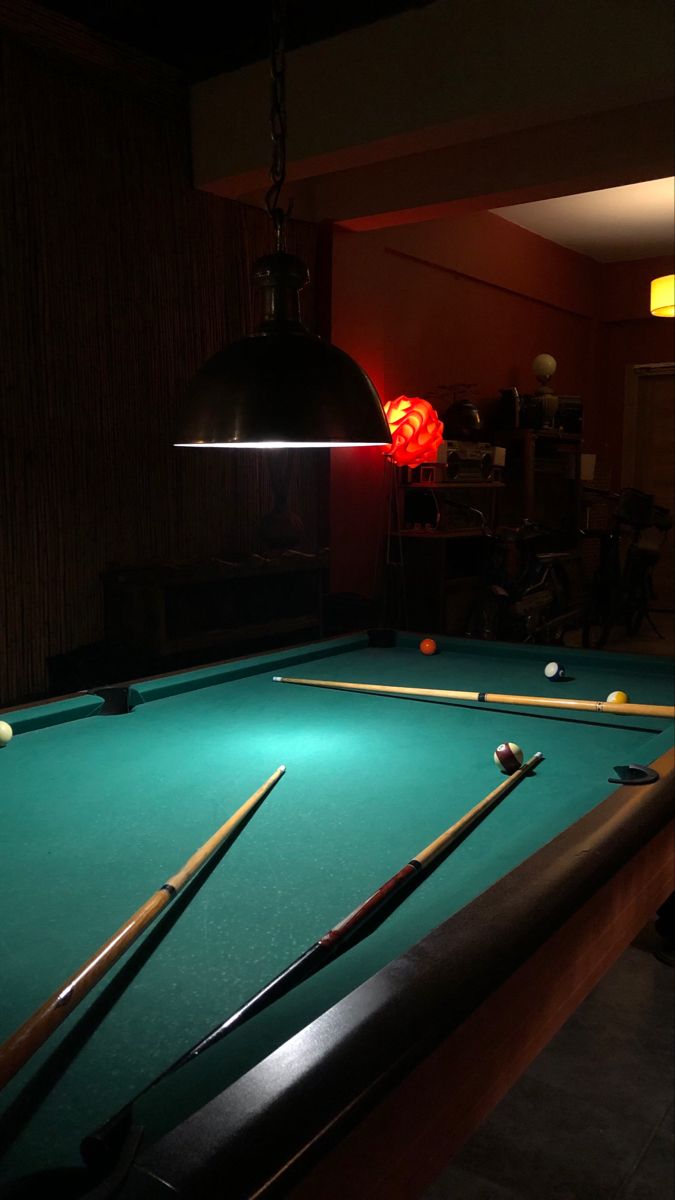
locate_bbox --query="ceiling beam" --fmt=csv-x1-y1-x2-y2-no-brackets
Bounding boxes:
280,100,675,229
191,0,674,225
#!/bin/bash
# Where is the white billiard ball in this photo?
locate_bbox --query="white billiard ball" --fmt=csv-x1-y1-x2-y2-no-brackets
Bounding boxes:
0,720,13,747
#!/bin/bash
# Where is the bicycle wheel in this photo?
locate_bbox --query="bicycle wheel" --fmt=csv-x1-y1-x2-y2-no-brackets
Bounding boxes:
582,598,611,649
544,560,573,642
623,548,654,637
625,598,646,636
467,590,503,640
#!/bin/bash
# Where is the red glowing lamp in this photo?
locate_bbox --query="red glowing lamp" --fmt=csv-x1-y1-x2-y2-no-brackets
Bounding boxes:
383,395,444,467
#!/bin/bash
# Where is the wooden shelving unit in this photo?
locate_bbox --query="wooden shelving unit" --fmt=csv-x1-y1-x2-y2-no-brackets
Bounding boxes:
397,529,488,539
386,476,504,633
405,480,505,490
497,430,582,531
386,429,583,633
395,479,503,536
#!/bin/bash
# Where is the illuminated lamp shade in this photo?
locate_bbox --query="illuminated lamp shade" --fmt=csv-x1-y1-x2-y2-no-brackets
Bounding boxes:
383,395,444,467
175,255,391,448
650,274,675,317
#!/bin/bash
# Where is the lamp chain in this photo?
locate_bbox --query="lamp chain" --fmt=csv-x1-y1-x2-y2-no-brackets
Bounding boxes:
265,0,289,251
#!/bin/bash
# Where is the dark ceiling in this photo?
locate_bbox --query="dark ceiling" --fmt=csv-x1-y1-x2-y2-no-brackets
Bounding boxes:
41,1,433,82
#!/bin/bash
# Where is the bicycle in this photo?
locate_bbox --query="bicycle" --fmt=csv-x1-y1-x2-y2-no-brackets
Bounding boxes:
580,487,672,649
460,505,582,644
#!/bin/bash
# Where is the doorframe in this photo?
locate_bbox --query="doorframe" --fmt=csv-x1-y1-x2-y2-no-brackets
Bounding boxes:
622,362,675,488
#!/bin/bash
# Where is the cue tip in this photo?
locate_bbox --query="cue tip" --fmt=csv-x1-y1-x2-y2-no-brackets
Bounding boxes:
272,676,282,682
278,764,286,773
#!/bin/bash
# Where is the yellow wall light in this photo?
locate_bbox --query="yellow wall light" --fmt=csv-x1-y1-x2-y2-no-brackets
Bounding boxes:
650,274,675,317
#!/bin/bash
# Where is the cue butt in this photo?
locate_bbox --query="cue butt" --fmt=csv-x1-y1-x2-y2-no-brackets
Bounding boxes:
274,677,674,719
0,767,286,1090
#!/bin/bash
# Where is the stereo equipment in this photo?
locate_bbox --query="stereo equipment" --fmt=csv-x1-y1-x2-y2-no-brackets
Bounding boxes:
555,395,583,434
445,440,495,481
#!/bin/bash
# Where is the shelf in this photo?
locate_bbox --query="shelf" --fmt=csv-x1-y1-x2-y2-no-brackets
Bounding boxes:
496,429,582,442
398,529,485,539
107,552,330,587
404,481,505,490
160,615,321,656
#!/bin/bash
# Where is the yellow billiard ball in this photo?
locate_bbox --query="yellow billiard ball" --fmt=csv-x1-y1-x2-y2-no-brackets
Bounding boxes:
606,691,629,705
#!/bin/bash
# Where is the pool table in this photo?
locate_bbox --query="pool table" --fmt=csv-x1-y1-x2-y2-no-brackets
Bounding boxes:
0,631,673,1199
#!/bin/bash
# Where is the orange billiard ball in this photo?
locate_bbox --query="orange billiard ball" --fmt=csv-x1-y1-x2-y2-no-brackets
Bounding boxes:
419,637,437,655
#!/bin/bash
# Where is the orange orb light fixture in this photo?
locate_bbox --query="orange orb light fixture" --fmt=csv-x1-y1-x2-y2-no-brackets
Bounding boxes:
383,395,444,467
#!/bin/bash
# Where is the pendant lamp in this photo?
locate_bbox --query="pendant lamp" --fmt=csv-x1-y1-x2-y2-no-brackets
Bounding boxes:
176,4,390,450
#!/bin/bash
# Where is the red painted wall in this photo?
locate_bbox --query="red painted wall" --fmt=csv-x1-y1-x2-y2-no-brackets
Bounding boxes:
331,216,673,595
599,255,674,322
383,212,598,318
595,256,675,481
382,249,596,413
330,230,389,597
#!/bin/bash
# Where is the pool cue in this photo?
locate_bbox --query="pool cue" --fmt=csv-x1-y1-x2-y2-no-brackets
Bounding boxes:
273,677,674,720
83,751,542,1168
0,766,286,1091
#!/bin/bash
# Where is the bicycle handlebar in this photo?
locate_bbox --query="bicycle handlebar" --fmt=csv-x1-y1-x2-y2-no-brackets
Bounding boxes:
583,486,671,533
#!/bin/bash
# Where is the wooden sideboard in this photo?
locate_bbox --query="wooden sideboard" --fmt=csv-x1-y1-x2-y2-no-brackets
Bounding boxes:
102,552,329,660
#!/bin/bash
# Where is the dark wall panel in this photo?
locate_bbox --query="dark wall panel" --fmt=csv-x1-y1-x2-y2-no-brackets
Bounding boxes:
0,31,326,704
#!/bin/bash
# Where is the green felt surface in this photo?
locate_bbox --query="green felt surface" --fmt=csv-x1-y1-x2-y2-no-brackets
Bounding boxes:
2,694,104,734
0,634,673,1185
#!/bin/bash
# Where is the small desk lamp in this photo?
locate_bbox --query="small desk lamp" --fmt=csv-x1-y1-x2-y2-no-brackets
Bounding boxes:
532,353,558,428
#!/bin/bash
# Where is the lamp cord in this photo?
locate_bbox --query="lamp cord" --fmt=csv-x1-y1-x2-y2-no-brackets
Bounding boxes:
266,0,290,251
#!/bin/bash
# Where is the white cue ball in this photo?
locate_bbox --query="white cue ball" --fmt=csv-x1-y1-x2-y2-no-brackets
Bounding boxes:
0,720,13,747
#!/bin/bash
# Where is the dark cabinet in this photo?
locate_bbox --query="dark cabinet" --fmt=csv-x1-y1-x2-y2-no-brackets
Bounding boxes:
102,553,329,659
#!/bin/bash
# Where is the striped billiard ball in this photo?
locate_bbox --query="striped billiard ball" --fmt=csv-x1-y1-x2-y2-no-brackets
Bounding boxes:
493,742,524,775
545,661,565,681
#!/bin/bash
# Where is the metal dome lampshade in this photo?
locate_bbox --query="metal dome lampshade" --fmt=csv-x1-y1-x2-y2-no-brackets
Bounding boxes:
175,253,390,448
176,1,389,451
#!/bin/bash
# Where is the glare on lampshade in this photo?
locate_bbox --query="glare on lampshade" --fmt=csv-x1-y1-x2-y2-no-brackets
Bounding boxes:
650,274,675,318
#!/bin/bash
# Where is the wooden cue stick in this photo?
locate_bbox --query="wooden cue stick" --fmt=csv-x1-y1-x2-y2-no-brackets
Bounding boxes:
273,676,674,719
170,749,543,1060
84,750,542,1169
412,751,543,867
0,765,286,1091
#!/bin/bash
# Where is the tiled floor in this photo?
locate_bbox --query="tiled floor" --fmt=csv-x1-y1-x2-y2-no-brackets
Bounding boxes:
422,935,674,1200
564,610,675,658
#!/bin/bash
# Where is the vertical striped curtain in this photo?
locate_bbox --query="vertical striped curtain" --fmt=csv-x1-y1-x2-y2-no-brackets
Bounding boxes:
0,29,328,704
